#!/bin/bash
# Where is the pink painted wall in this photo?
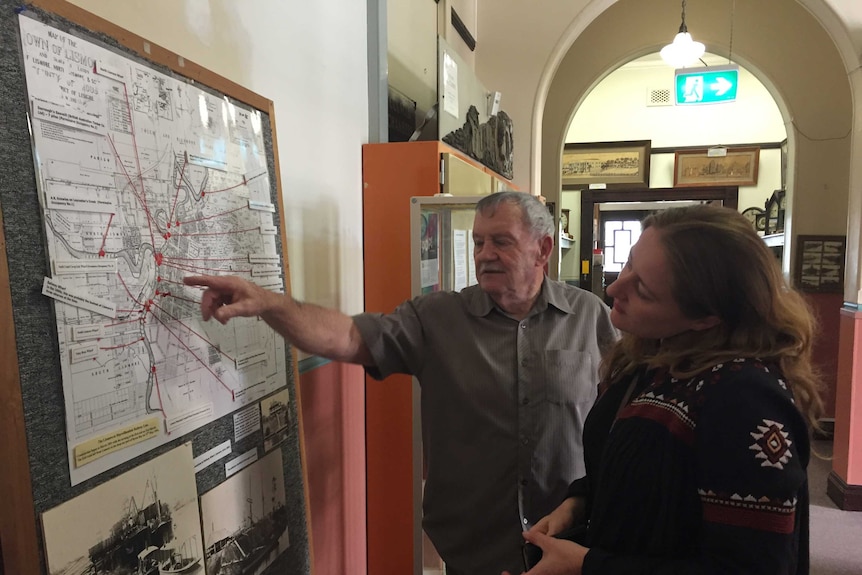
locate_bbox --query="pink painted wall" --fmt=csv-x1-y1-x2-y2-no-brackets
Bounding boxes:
300,361,367,575
834,310,862,485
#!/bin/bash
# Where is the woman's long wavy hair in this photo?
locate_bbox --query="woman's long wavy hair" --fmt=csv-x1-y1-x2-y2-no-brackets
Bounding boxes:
600,204,823,429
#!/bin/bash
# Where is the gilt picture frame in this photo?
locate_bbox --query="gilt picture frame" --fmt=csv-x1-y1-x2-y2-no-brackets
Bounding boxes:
673,146,760,187
561,140,651,189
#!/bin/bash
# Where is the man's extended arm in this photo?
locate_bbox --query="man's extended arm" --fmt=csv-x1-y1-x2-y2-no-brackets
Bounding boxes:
184,275,374,366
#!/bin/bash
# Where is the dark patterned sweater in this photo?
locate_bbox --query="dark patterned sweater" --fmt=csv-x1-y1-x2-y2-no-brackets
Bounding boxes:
568,358,810,574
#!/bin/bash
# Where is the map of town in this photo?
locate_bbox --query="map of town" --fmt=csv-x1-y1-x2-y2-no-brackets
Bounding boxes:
19,15,288,484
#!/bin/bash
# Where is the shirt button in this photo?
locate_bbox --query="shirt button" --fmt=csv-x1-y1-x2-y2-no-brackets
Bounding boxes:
520,479,528,486
520,323,527,329
521,359,527,367
523,518,529,525
521,397,529,405
522,437,529,445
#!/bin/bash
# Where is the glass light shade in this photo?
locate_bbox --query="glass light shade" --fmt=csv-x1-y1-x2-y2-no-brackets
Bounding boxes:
660,31,705,68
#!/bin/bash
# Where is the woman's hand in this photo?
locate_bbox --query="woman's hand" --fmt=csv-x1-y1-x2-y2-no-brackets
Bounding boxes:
501,532,588,575
529,497,584,537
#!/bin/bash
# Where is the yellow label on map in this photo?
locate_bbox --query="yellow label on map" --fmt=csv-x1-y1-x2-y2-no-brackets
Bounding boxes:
73,418,161,467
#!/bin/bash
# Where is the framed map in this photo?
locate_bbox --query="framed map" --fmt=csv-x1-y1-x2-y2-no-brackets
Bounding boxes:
0,4,311,574
19,13,288,485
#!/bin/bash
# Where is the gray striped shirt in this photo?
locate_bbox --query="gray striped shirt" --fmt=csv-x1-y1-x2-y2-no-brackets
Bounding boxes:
354,277,617,574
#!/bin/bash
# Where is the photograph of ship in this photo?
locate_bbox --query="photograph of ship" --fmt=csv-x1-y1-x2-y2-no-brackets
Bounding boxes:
41,443,202,575
200,449,289,575
136,534,202,575
260,390,290,453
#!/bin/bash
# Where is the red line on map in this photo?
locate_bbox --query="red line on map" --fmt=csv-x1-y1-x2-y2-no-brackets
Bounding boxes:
98,213,115,257
152,300,236,363
168,152,188,226
106,135,158,231
204,181,246,195
151,364,166,420
116,271,145,307
149,306,236,396
157,277,188,287
178,204,247,225
166,293,202,306
121,83,156,249
161,261,252,275
100,336,145,351
174,227,260,237
105,317,142,328
166,256,249,262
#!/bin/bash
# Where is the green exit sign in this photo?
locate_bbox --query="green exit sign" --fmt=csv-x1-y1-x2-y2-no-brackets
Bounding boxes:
675,65,739,105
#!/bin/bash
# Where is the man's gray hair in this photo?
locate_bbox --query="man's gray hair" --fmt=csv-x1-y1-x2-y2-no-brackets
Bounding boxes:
476,192,555,239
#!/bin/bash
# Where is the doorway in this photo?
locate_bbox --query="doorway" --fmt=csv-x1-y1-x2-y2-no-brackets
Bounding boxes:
578,186,738,291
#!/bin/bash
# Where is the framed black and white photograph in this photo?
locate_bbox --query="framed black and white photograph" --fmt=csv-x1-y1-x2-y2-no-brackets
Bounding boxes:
794,235,846,293
562,140,651,188
200,448,289,575
262,389,291,453
674,146,760,187
41,443,203,575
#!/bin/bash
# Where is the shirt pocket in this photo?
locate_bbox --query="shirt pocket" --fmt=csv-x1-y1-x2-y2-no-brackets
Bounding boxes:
542,350,597,406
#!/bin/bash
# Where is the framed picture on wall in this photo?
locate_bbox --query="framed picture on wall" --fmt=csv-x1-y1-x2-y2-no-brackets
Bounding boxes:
673,146,760,187
794,235,846,293
561,140,651,189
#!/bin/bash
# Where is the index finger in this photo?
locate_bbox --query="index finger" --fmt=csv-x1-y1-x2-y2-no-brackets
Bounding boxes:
184,275,227,289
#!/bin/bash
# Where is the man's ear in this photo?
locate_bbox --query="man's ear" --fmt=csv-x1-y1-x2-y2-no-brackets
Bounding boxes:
537,235,553,265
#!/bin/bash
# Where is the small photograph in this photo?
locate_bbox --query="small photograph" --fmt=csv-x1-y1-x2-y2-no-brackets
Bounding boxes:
41,443,204,575
820,254,843,267
801,251,822,264
800,275,821,290
819,265,842,284
201,448,289,575
795,235,846,294
261,389,290,453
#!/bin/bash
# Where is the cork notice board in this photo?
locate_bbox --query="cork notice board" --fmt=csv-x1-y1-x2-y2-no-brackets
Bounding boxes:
0,2,312,573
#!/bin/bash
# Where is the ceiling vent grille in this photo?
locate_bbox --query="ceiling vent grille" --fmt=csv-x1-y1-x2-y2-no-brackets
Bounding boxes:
647,87,672,107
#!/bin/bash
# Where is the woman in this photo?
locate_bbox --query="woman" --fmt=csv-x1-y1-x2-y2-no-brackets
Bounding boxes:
511,204,822,574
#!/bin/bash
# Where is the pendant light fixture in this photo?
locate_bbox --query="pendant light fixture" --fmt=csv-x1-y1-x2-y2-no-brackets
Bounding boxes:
660,0,705,68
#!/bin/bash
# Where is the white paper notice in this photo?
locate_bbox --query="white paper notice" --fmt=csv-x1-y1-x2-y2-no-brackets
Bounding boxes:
233,404,261,442
467,232,477,286
193,440,232,473
165,403,214,435
421,258,440,289
225,447,258,478
42,276,117,318
453,229,468,292
443,52,459,117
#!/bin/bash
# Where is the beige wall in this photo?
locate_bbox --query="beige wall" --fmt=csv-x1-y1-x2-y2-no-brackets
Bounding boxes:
388,0,438,114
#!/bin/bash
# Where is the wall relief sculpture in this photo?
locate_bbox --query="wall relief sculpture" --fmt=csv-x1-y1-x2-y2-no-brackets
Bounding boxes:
442,105,514,180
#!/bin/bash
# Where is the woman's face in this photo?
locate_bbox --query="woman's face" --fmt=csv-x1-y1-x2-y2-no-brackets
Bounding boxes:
606,226,718,339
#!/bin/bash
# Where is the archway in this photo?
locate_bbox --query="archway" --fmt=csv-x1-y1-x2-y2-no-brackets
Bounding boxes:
537,0,852,282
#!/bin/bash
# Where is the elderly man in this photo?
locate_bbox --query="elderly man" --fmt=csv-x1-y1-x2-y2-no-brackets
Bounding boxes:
184,191,617,575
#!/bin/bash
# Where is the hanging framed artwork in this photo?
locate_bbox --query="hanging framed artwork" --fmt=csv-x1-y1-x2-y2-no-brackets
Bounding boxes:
561,140,651,189
673,146,760,187
794,235,846,293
